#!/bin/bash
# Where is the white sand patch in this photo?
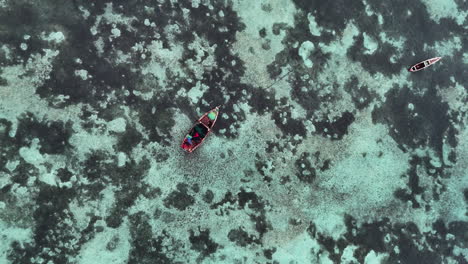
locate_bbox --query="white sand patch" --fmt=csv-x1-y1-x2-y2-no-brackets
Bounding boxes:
39,172,57,186
438,79,467,119
78,6,90,19
364,250,389,263
74,69,89,80
233,0,296,37
100,3,136,27
453,246,468,260
187,81,209,104
141,40,185,88
420,0,467,25
107,117,127,133
426,36,462,58
436,127,468,224
5,160,19,172
308,13,323,36
16,140,72,188
232,0,296,88
111,27,121,38
264,109,408,239
69,130,115,158
19,139,44,165
117,152,127,167
76,219,131,264
341,245,359,263
319,120,408,209
43,31,65,43
379,32,406,55
272,233,320,263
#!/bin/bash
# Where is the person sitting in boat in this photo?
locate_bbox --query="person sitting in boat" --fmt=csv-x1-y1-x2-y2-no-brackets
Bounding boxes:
414,62,425,70
183,132,201,149
188,123,208,144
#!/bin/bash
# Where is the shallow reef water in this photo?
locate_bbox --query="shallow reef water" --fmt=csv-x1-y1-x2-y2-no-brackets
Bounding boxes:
0,0,467,263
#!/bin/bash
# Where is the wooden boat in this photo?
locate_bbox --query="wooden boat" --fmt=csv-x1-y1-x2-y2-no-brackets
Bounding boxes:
408,57,441,72
181,106,220,153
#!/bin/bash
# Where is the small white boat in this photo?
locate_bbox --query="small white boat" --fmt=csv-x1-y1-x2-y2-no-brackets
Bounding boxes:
408,57,442,72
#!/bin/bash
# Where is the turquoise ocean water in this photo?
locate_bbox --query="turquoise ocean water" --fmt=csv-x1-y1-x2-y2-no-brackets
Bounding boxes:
0,0,467,263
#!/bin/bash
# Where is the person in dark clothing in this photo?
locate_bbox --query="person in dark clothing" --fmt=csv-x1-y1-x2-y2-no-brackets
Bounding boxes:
190,123,208,144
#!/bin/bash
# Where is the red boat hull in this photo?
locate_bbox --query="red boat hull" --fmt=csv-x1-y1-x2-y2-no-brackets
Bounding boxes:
181,106,220,153
408,57,441,72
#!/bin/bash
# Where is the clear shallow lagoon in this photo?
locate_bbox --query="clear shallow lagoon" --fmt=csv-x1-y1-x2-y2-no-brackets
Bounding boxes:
0,0,467,263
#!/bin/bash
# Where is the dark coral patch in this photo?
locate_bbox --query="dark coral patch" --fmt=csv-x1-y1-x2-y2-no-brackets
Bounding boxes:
228,227,261,247
344,75,376,110
137,98,176,144
210,192,237,216
393,155,449,208
102,158,150,228
340,215,466,264
271,105,307,137
56,168,73,182
0,118,12,138
313,111,355,140
247,87,277,116
389,222,441,264
10,161,38,186
163,183,195,211
372,85,456,158
292,0,365,36
15,112,73,154
8,184,79,263
294,152,316,183
82,150,109,182
203,189,214,204
238,189,264,211
448,221,468,248
128,212,172,263
463,189,468,203
189,228,220,260
263,247,276,260
288,76,323,114
347,34,401,76
115,125,143,153
0,1,48,65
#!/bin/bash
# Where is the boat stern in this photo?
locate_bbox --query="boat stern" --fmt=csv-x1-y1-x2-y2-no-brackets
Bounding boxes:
430,57,442,64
